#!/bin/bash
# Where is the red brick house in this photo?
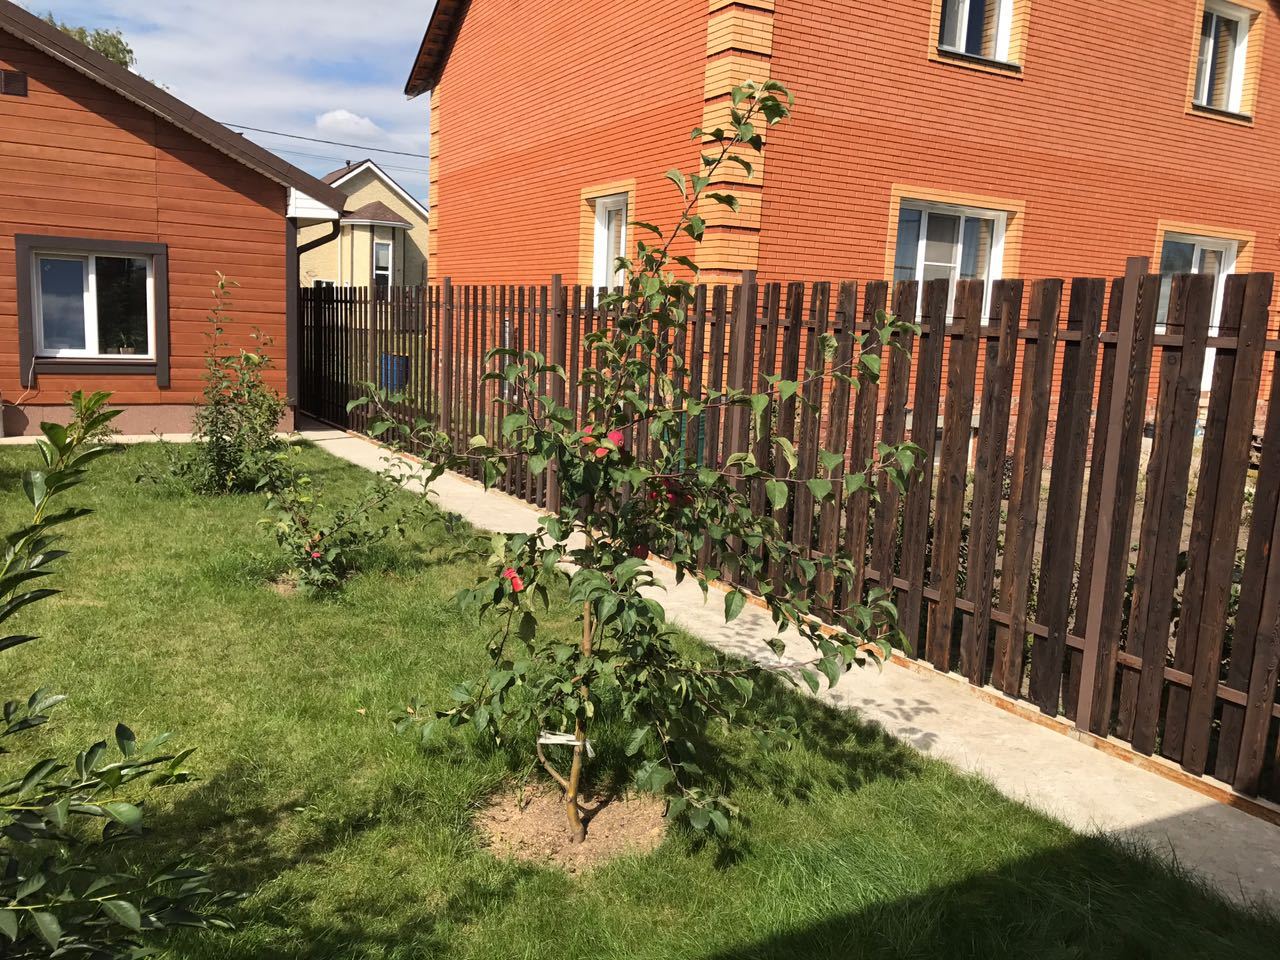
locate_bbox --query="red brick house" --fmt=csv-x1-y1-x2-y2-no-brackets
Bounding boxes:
0,0,347,436
406,0,1279,349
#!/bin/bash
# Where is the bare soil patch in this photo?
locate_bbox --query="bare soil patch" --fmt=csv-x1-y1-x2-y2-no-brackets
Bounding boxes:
476,786,668,873
268,576,298,597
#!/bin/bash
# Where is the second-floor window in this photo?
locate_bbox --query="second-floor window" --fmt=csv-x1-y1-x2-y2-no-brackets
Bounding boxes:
374,240,392,300
1195,1,1252,113
939,0,1014,63
893,200,1006,315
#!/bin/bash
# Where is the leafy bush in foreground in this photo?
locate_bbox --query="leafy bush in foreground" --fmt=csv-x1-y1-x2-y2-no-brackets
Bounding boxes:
1,391,235,957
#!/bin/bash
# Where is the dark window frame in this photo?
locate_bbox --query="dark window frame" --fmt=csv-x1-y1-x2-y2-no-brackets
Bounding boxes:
15,234,170,389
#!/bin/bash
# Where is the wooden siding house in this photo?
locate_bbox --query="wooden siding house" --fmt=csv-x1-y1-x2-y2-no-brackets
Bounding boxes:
0,0,347,436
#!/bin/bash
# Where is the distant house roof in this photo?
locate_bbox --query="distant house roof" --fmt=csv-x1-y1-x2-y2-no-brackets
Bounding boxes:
322,159,430,221
343,200,412,228
0,0,347,214
404,0,468,97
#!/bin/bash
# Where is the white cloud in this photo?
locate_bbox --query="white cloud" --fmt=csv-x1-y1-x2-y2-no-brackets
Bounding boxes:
316,109,386,140
30,1,434,199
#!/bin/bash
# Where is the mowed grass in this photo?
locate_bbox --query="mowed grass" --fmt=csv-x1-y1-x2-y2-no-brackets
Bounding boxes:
3,442,1278,960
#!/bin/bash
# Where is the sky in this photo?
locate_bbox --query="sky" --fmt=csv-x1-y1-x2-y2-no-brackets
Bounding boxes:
26,1,435,201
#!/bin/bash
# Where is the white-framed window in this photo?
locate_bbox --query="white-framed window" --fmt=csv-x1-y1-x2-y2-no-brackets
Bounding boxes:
33,251,155,359
374,240,392,300
939,0,1015,62
1195,1,1252,113
592,193,628,289
893,200,1007,315
1158,232,1237,389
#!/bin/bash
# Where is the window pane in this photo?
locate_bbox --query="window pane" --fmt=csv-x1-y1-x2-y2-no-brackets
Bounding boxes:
966,0,996,56
1161,239,1196,276
1195,13,1214,102
375,243,391,271
960,217,995,281
893,208,922,284
1198,247,1225,276
605,203,626,284
924,213,961,268
38,257,87,350
1158,239,1197,323
95,256,149,355
1209,14,1239,109
939,0,963,48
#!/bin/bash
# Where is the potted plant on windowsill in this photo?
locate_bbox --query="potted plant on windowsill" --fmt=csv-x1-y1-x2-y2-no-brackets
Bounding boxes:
105,331,143,355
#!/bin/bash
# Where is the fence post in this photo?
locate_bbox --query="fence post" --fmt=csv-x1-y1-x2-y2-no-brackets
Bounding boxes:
440,277,454,438
1076,256,1148,733
548,275,567,512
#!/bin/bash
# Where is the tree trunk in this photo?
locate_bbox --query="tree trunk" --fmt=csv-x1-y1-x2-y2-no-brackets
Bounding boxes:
565,601,593,844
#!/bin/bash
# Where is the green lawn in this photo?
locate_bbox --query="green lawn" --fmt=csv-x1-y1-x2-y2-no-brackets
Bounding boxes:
4,442,1278,960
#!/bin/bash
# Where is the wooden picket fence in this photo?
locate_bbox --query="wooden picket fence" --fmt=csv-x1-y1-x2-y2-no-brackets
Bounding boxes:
298,258,1280,803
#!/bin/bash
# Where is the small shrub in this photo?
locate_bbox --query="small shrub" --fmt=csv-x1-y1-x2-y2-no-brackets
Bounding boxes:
388,81,922,842
173,275,289,494
261,439,437,595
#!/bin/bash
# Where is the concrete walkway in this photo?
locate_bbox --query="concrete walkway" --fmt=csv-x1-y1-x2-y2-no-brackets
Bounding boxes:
84,421,1280,908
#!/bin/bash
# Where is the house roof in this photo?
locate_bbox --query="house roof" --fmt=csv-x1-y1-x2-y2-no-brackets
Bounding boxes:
322,159,430,221
343,200,412,228
0,0,347,214
404,0,468,97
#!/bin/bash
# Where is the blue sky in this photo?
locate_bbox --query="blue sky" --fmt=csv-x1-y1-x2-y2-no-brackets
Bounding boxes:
25,1,435,200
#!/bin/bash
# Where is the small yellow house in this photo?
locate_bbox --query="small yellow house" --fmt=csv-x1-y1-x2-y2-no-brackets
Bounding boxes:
298,159,429,294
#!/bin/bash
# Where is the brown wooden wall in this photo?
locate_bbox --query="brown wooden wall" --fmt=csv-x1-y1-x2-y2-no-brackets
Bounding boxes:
0,32,289,415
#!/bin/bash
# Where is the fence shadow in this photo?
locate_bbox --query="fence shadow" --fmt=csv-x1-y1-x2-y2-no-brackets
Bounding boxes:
699,811,1280,960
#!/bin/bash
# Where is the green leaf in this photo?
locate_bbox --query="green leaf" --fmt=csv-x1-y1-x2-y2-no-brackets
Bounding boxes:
33,912,61,949
116,722,136,757
706,192,740,212
725,590,746,623
103,900,142,932
806,478,833,501
765,480,788,511
501,412,528,437
102,800,144,834
0,910,16,941
21,469,47,508
664,168,687,197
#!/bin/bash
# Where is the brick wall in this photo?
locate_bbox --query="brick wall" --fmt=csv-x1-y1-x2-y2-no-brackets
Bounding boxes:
427,0,709,284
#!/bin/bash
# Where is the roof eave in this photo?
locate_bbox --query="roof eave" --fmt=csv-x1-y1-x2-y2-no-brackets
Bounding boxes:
404,0,469,98
0,0,348,214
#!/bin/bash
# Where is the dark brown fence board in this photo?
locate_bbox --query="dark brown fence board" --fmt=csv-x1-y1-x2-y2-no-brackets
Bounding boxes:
869,281,919,596
845,282,888,604
960,280,1023,685
817,281,858,604
725,274,759,583
925,280,984,670
768,283,805,583
898,279,949,655
791,282,831,581
993,279,1063,696
1122,273,1213,754
1078,264,1160,734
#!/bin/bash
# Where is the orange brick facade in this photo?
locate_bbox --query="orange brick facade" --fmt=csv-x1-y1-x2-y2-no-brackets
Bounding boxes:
422,0,1280,303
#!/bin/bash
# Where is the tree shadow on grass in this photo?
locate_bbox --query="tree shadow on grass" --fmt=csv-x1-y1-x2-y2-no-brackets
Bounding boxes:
138,760,531,959
700,824,1280,960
